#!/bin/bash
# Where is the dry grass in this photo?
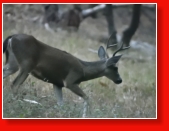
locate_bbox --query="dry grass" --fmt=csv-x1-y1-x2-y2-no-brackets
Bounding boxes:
3,4,156,118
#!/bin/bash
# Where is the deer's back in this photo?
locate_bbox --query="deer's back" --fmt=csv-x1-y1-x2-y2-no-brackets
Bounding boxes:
11,34,84,86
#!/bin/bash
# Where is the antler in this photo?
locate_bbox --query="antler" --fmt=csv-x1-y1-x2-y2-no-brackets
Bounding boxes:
113,42,130,57
104,34,130,58
105,33,117,58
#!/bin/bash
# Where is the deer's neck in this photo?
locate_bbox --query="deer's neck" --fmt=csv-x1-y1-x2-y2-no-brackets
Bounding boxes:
79,60,106,81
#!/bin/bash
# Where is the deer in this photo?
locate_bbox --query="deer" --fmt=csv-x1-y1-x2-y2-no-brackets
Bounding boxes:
3,33,130,118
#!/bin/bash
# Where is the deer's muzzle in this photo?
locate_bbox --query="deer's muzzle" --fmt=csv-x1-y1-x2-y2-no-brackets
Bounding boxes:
115,79,122,84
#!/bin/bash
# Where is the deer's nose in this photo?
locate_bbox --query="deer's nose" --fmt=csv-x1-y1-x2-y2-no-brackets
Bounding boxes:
115,79,122,84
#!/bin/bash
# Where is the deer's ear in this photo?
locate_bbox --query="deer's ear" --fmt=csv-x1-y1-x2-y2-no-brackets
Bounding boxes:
107,55,122,67
98,46,106,60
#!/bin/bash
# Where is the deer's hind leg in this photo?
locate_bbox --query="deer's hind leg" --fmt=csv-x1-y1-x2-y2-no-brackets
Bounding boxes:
3,63,19,79
11,68,29,95
11,61,35,95
3,50,19,79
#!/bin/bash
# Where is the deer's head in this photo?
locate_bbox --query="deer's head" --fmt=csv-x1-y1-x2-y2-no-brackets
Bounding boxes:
98,34,130,84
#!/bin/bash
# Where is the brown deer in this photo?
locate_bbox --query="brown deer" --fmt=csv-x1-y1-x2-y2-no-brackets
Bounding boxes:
3,34,130,117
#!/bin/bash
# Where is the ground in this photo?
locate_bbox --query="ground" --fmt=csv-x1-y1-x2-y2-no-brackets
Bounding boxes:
3,4,156,118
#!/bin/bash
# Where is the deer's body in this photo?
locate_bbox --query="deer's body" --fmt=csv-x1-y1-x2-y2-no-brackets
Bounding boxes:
3,34,129,117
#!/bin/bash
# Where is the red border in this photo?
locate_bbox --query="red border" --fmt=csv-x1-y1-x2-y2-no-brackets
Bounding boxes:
1,1,168,131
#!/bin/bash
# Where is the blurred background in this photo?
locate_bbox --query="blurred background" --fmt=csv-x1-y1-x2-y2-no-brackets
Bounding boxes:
3,4,156,118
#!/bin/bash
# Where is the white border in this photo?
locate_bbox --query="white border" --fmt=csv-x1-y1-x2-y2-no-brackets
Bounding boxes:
2,3,157,119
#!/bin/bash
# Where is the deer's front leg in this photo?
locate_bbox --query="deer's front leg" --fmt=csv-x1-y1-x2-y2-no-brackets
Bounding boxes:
66,84,89,118
53,85,63,106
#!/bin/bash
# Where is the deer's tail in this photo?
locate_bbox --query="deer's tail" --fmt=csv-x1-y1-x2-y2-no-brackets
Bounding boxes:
3,35,13,53
3,35,14,64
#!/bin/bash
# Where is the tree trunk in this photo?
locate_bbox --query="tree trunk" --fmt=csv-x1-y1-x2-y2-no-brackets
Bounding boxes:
122,4,142,46
104,4,117,44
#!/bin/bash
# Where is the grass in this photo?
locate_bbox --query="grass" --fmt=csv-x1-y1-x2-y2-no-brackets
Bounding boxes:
3,12,156,118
